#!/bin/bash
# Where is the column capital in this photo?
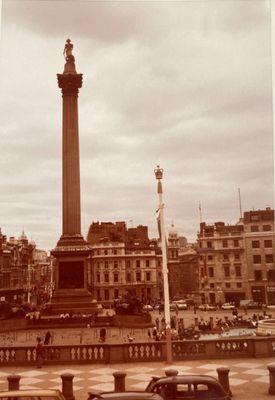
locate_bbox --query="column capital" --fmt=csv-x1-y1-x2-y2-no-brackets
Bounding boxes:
57,73,83,96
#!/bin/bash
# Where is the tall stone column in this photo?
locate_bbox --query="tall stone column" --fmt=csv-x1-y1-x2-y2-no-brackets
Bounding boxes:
57,47,84,245
50,40,95,315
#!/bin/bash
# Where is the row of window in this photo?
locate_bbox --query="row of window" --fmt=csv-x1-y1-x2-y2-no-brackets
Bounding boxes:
250,224,272,232
201,282,243,289
251,240,273,248
96,287,152,301
253,254,273,264
93,249,121,256
203,239,240,249
95,259,155,269
201,266,242,278
96,271,152,283
200,254,241,262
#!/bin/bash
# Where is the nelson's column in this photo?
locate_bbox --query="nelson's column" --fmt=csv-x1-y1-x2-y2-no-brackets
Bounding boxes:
50,39,95,314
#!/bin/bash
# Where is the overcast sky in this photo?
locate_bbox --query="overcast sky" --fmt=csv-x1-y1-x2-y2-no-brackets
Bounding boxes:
0,0,274,251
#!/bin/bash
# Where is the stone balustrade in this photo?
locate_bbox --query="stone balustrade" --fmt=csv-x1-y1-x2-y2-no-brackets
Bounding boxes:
0,337,274,366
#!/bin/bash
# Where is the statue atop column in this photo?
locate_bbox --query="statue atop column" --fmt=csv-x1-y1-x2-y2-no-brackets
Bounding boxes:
63,39,76,74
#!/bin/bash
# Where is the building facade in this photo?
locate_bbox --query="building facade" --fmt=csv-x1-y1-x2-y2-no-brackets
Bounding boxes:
197,221,247,305
243,208,275,304
87,222,159,303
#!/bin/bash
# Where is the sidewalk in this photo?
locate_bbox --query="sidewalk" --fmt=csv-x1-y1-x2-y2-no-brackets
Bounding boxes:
0,357,273,400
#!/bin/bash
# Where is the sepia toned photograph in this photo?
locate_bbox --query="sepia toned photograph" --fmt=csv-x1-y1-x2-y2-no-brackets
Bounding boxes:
0,1,274,399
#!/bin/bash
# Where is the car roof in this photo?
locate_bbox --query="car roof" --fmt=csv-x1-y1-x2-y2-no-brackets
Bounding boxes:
89,391,162,400
0,390,62,397
153,375,222,385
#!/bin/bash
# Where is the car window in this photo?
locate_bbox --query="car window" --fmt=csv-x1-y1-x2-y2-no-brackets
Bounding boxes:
194,384,221,399
176,384,194,398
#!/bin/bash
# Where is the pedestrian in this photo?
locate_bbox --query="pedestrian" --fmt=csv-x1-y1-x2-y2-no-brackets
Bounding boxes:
36,337,44,368
44,331,51,345
147,328,151,340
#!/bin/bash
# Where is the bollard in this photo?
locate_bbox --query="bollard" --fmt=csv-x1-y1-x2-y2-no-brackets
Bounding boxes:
113,371,126,392
267,363,275,394
216,367,232,397
61,373,75,400
7,375,21,391
165,369,178,377
209,317,214,330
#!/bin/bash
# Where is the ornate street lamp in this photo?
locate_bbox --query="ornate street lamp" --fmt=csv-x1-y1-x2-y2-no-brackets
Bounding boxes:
154,165,172,363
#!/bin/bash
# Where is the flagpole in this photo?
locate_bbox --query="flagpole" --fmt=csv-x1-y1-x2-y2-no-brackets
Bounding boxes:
154,165,172,363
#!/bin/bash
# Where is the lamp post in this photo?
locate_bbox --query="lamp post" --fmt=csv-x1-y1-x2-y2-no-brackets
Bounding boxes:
154,165,172,363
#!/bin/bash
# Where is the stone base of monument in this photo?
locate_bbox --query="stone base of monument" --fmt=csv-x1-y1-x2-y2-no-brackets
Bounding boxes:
44,289,98,316
112,314,152,328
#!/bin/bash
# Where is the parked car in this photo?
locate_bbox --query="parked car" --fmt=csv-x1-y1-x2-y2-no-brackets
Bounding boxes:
198,304,217,311
88,392,163,400
239,300,260,309
0,389,66,400
221,303,235,310
143,304,154,312
173,301,188,310
145,374,230,400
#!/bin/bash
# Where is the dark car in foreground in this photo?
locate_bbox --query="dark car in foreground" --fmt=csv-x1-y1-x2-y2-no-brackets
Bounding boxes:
88,392,163,400
145,375,230,400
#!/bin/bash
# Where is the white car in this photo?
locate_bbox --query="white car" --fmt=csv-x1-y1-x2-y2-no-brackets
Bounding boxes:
221,303,235,310
143,304,153,312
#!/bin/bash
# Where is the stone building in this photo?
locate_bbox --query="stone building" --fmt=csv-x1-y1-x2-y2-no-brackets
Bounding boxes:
243,208,275,304
197,221,246,305
0,229,46,302
87,222,159,303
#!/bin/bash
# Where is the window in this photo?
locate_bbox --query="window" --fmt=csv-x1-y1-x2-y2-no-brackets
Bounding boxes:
207,241,212,248
254,270,262,281
222,240,228,248
97,273,100,283
253,255,261,264
225,282,231,288
104,273,109,283
233,239,239,247
200,268,204,276
266,254,274,263
104,261,108,269
237,282,242,288
223,254,229,261
210,283,215,289
136,272,141,282
208,267,214,277
126,260,131,268
264,240,273,248
136,260,140,268
146,259,150,268
208,255,213,261
251,225,259,232
96,262,100,269
252,240,260,248
113,273,118,283
235,254,240,260
146,272,151,281
251,214,259,221
263,225,272,231
113,249,117,255
114,289,119,298
235,266,241,277
104,249,108,255
114,261,118,268
104,289,109,300
126,273,131,282
224,266,230,277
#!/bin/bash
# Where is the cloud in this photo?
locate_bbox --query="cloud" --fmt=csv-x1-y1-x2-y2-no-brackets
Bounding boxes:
0,0,273,250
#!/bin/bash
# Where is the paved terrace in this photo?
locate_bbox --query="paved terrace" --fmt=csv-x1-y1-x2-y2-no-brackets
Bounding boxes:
0,358,274,400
